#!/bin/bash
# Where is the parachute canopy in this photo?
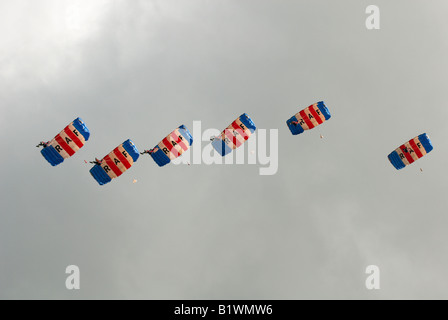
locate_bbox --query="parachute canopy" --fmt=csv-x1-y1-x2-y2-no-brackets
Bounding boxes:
286,101,331,135
388,133,433,170
90,139,139,185
211,113,256,156
150,125,193,167
40,117,90,166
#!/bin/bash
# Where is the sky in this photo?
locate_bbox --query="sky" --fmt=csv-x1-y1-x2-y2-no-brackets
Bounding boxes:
1,0,448,299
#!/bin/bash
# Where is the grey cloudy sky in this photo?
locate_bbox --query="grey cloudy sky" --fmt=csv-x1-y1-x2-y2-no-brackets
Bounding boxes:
1,0,448,299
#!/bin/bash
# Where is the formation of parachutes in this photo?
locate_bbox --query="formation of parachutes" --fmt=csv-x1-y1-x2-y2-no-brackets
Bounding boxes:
37,101,434,185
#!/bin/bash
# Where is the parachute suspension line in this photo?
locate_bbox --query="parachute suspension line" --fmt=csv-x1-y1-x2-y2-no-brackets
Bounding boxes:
317,128,323,139
317,127,324,139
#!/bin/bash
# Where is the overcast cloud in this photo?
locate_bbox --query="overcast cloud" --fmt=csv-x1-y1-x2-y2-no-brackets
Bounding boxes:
1,0,448,299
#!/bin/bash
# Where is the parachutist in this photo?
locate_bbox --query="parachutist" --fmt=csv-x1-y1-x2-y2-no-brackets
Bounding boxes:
36,141,49,148
90,158,102,165
141,147,158,155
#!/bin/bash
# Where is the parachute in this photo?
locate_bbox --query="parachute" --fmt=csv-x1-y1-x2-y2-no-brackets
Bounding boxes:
388,133,433,170
286,101,331,135
89,139,139,185
147,125,193,167
40,117,90,166
211,113,256,156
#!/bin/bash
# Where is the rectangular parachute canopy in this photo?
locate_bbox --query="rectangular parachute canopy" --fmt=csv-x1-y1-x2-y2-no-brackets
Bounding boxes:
211,113,256,156
90,139,140,185
286,101,331,135
150,125,193,167
41,117,90,166
388,133,433,170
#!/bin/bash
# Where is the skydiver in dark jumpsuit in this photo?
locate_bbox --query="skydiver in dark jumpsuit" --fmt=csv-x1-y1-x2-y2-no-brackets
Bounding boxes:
140,147,159,155
36,141,50,148
90,158,103,165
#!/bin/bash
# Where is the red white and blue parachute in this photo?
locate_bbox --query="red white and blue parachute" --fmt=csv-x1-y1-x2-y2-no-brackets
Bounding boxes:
388,133,433,170
286,101,331,135
211,113,256,156
89,139,140,185
40,117,90,166
145,125,193,167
